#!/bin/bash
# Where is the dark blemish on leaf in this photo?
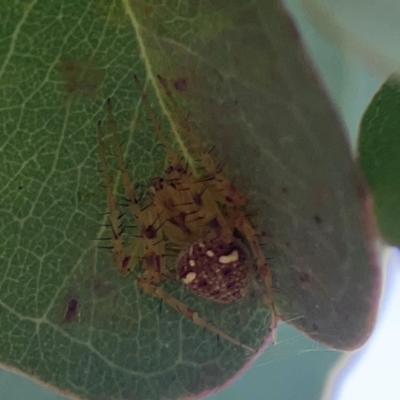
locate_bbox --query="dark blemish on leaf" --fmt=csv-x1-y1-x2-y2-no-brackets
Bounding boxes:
174,77,188,92
285,242,291,248
312,322,319,331
281,187,288,194
299,272,311,283
141,4,154,16
59,58,104,98
18,185,23,190
314,214,322,224
63,298,79,323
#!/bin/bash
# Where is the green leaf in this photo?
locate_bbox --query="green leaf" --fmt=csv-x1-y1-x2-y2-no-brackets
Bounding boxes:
0,1,379,400
358,77,400,245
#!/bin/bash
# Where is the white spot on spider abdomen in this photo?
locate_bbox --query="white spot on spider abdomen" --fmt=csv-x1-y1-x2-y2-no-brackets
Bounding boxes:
177,238,249,303
182,271,197,284
218,250,239,264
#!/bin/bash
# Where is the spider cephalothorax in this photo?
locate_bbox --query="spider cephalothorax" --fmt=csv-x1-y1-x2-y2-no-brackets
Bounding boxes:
97,75,276,352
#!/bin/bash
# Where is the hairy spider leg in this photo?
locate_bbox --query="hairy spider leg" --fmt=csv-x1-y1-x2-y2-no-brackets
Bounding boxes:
233,212,277,340
137,279,255,353
103,97,228,284
157,75,278,339
100,99,167,281
149,174,237,246
98,119,135,275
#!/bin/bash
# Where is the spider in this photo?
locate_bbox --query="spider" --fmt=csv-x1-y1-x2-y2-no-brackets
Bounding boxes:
97,75,276,353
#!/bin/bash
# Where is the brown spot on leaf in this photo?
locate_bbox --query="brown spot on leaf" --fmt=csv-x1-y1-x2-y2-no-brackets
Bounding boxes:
141,4,154,16
59,58,104,98
314,214,322,224
174,77,188,92
63,297,79,323
299,272,311,283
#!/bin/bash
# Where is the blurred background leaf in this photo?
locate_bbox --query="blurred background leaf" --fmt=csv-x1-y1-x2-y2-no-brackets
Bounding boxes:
358,77,400,245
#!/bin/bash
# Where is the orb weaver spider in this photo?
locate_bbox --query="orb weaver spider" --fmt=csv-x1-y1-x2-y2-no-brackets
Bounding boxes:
97,75,276,353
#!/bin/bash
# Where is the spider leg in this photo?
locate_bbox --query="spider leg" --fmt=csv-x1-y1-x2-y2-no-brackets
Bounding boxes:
234,213,278,342
97,119,130,275
106,98,142,220
137,277,255,353
105,99,165,276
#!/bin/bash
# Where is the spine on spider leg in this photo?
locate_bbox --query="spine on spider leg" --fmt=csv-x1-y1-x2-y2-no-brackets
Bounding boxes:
97,120,130,275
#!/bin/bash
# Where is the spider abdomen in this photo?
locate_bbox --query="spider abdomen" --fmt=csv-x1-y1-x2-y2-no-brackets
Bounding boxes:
177,237,249,303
